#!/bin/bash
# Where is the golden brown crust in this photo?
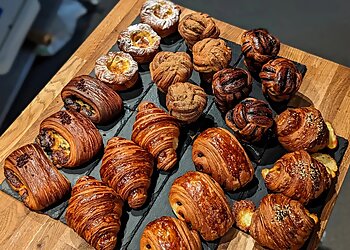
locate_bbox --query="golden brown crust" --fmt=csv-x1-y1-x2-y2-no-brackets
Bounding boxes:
225,98,274,143
232,200,256,232
4,143,70,211
150,51,193,93
132,102,180,171
140,216,202,250
166,82,207,123
61,75,123,124
275,107,329,152
169,171,234,241
66,176,123,250
101,137,154,209
192,128,254,191
212,68,252,113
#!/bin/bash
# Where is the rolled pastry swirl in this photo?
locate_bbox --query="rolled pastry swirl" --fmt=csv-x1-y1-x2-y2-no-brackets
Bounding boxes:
192,127,254,191
36,110,103,168
140,216,202,250
66,176,123,250
4,143,70,211
101,137,154,209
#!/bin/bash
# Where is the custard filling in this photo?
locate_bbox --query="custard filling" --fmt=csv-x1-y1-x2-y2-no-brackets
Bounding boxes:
152,3,173,19
64,97,95,117
131,30,155,48
107,55,131,74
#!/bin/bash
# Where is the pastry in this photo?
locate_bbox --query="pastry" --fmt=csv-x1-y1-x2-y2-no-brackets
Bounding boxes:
61,75,123,124
132,102,180,171
100,137,154,209
150,51,193,93
241,28,280,75
212,68,252,113
95,51,139,91
140,216,202,250
166,82,207,123
169,171,234,241
178,12,220,50
140,0,181,38
4,143,70,211
192,38,232,83
233,194,318,250
260,58,303,102
36,110,103,168
66,176,123,250
118,23,161,63
225,98,273,143
192,127,254,191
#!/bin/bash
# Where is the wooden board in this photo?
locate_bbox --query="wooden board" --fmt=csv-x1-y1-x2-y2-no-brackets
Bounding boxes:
0,0,349,249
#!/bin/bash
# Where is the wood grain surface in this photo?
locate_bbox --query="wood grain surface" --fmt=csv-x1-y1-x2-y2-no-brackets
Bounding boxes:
0,0,349,249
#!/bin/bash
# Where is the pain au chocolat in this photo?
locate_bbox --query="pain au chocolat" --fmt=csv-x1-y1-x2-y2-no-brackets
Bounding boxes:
4,143,70,211
36,110,103,168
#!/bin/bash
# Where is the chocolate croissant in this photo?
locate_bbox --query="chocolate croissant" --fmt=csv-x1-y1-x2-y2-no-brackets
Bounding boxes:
66,176,123,250
275,107,329,152
192,127,254,191
212,68,252,113
140,216,202,250
132,102,180,171
233,194,318,250
4,143,70,211
260,58,303,102
100,137,154,209
225,98,274,143
150,51,193,93
36,110,103,168
61,75,123,124
178,12,220,50
192,38,232,83
169,171,234,241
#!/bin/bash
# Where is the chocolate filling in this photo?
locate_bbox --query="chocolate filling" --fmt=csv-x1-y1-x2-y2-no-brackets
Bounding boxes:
64,97,95,117
4,169,22,189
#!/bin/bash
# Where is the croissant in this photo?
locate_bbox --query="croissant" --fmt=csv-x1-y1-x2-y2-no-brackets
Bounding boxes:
192,38,232,83
150,51,193,93
275,107,329,152
140,216,202,250
233,194,318,250
66,176,123,250
260,58,303,102
192,127,254,191
132,102,180,171
36,110,103,168
100,137,154,209
225,98,274,143
169,171,234,241
3,143,70,211
61,75,123,124
212,68,252,113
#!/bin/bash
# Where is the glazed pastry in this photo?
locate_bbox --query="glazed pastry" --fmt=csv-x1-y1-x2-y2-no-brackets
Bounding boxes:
166,82,207,123
169,171,234,241
100,137,154,209
140,0,181,38
275,107,330,152
95,51,139,91
262,150,337,204
118,23,161,63
140,216,202,250
36,110,103,168
61,75,123,124
233,194,318,250
150,51,193,93
4,143,70,211
260,58,303,102
225,98,273,143
241,28,280,75
132,102,180,171
66,176,123,250
178,12,220,50
192,38,232,83
192,127,254,191
212,68,252,113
